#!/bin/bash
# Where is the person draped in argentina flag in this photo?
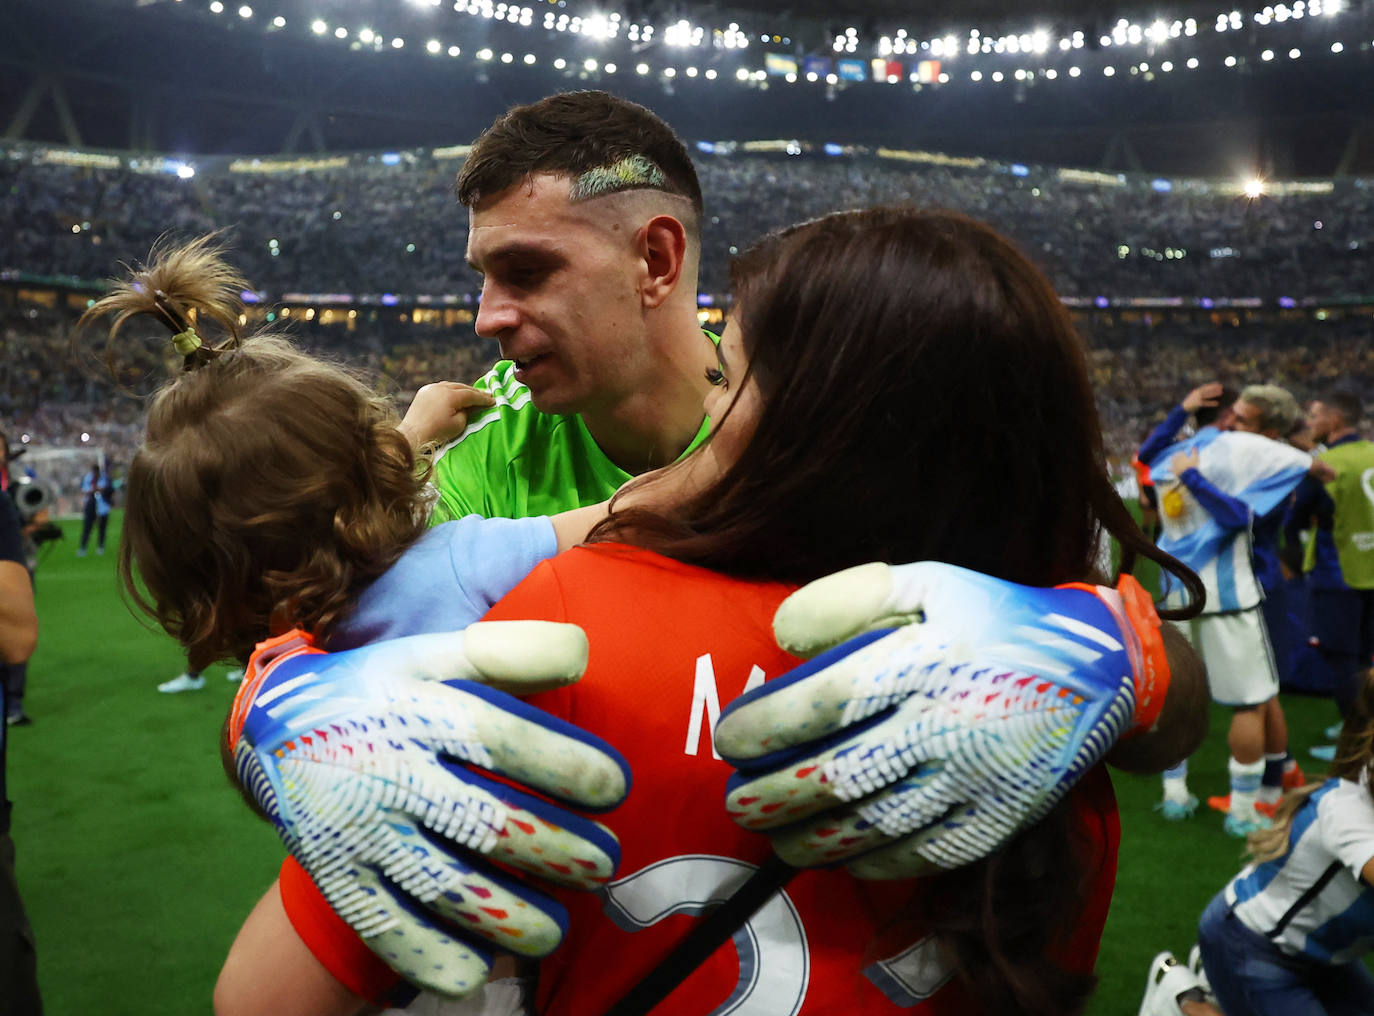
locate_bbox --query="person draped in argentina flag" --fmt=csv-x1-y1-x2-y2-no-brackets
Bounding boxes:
1145,384,1317,835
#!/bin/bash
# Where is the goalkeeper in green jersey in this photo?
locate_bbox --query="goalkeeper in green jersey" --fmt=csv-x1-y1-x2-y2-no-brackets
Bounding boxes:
404,91,719,523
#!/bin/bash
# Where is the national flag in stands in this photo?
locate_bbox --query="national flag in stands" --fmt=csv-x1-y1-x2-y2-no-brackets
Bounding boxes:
871,58,903,81
765,53,798,77
917,60,941,83
1148,431,1311,613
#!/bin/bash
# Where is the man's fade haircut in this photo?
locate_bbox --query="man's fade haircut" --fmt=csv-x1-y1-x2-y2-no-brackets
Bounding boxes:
1319,387,1364,427
1239,384,1302,435
456,90,703,236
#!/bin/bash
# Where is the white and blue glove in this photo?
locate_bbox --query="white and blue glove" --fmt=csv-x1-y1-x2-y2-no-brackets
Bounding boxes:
227,623,630,998
714,562,1166,878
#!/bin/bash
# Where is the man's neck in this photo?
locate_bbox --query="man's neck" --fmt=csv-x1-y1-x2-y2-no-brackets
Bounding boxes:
582,395,706,475
1326,426,1358,445
581,313,714,475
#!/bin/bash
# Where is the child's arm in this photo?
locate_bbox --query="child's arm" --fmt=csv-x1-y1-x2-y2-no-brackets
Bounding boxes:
397,381,496,451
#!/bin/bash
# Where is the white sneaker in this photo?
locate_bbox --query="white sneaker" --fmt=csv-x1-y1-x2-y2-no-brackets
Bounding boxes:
1138,951,1202,1016
158,673,206,693
225,668,245,683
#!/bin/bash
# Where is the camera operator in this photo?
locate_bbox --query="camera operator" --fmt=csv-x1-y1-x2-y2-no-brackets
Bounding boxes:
0,449,41,1011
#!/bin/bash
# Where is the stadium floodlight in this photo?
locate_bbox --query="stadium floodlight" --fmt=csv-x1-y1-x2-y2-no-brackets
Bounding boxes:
584,58,597,70
970,69,983,81
1290,48,1301,58
1069,65,1081,76
1045,68,1057,79
992,70,1004,81
736,67,750,80
523,52,535,64
209,1,224,12
1031,29,1050,53
1244,178,1265,197
392,37,405,48
604,62,617,73
272,15,285,26
826,72,838,84
334,26,347,38
687,66,699,77
238,4,252,18
1161,61,1173,71
359,28,375,43
1332,41,1344,52
705,68,717,79
448,45,460,56
499,51,512,62
637,62,650,74
1147,20,1168,42
1261,48,1274,60
477,47,493,59
552,57,566,68
311,19,326,33
1225,55,1238,66
1187,57,1199,68
664,66,677,77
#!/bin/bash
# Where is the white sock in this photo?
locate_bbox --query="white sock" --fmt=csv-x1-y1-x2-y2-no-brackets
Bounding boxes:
1163,761,1190,802
1229,757,1265,816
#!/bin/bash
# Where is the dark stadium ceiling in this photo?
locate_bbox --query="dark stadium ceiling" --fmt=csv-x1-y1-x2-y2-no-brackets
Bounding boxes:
4,0,1374,174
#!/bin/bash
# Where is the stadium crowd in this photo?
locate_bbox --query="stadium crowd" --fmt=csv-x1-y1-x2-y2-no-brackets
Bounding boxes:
4,144,1374,302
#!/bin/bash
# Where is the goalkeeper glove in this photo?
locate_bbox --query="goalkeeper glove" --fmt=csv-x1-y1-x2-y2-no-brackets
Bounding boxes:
714,562,1166,877
226,623,630,997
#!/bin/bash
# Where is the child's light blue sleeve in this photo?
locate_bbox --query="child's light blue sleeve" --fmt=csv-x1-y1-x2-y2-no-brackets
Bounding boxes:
445,514,560,617
327,515,558,651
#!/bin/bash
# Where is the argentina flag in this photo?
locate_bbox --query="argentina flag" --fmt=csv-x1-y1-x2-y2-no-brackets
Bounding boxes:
1149,430,1311,613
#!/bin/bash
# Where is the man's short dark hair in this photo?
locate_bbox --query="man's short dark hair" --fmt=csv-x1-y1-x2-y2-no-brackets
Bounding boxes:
1320,388,1364,427
1195,385,1238,428
456,91,703,228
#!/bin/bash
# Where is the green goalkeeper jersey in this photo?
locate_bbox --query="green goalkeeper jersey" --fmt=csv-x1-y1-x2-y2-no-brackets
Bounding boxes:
429,358,713,522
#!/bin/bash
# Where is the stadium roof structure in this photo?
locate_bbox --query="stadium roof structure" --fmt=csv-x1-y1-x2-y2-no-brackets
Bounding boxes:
3,0,1374,176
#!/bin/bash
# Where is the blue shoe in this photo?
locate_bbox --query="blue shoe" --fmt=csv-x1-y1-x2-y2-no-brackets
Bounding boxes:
1324,722,1344,741
1223,811,1271,838
1310,744,1337,762
1155,794,1199,821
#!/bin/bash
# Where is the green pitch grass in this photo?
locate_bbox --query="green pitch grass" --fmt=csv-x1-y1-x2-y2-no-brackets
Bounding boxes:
7,513,1347,1014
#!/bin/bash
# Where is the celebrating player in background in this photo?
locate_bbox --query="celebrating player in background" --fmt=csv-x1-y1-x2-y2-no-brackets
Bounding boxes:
1141,668,1374,1016
1144,384,1314,835
1285,389,1374,760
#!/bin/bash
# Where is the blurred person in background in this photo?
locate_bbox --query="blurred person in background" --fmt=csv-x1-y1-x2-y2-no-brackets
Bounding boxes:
1286,389,1374,761
0,452,41,1011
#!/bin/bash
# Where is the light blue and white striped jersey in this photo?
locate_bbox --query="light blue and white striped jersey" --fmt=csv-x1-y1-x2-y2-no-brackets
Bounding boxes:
1226,778,1374,964
1150,430,1310,614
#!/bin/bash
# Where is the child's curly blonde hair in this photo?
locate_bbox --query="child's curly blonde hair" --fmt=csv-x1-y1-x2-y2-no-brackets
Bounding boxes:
82,235,430,669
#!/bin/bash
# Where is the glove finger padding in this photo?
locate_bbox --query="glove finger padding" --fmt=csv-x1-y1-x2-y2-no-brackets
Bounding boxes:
717,563,1145,875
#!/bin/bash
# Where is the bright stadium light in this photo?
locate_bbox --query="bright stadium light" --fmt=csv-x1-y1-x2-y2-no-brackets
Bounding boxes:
334,26,347,38
359,28,375,43
736,67,749,80
311,19,326,33
426,39,441,53
637,62,650,74
1261,48,1274,60
209,1,224,12
1069,65,1081,76
1225,55,1238,66
523,52,536,63
272,15,285,26
1332,41,1344,52
176,164,195,179
970,70,983,80
991,70,1004,81
448,45,460,56
392,37,405,48
1244,178,1265,197
552,56,566,68
1187,56,1200,68
1103,65,1115,75
705,68,717,79
1289,47,1301,58
238,4,252,18
477,47,493,59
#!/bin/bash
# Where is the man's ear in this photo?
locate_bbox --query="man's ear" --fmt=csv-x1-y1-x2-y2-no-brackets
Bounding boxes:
640,214,688,309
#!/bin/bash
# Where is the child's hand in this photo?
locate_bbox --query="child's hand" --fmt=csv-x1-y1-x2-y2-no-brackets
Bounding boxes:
398,382,496,450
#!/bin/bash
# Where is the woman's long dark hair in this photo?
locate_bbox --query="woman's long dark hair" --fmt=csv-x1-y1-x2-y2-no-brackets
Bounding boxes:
592,207,1201,1015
